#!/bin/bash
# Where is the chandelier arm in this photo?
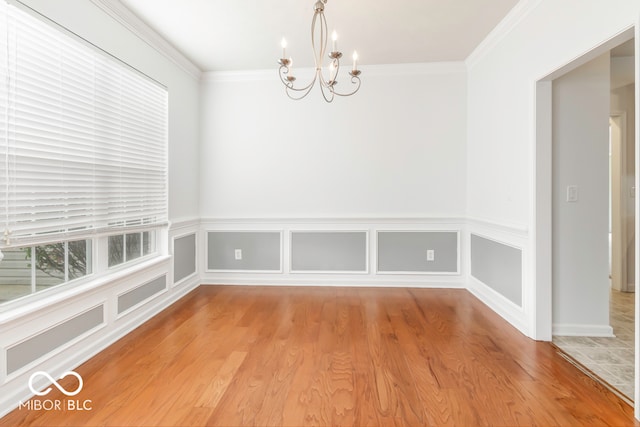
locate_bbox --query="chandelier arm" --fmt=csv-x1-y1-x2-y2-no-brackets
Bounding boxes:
284,72,319,101
278,65,292,86
317,67,330,88
331,75,361,97
278,65,316,93
286,84,315,101
318,79,335,103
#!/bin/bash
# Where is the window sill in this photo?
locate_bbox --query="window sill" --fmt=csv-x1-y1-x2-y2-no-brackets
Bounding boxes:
0,255,171,325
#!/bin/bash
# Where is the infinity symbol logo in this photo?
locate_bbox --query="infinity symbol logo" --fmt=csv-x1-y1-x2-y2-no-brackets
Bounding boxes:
28,371,83,397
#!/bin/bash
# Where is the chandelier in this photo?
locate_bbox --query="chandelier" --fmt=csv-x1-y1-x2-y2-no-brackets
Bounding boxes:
278,0,361,102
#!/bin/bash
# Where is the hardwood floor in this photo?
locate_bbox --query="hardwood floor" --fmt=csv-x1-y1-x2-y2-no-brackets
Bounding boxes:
1,286,638,426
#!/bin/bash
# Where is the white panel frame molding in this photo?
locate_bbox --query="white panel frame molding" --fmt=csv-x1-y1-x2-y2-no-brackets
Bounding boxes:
4,303,106,380
169,218,201,289
115,274,168,319
375,230,461,275
465,218,530,337
200,218,466,288
171,231,198,287
289,230,369,275
204,229,284,274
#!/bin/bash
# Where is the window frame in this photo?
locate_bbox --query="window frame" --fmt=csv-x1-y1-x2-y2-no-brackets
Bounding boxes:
0,226,164,310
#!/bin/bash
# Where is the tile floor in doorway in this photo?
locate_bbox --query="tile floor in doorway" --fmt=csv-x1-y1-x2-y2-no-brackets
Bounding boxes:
553,289,635,400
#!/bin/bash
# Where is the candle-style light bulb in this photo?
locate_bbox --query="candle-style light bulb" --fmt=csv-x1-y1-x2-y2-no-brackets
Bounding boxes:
332,30,337,52
352,51,358,71
281,38,287,58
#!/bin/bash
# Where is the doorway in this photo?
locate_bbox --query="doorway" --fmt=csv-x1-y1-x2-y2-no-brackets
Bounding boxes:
535,33,636,404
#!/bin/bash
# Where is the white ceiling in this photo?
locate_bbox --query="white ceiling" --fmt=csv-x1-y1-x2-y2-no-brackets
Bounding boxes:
118,0,520,72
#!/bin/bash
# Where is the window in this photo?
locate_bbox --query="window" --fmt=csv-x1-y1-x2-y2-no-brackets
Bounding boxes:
0,2,168,305
0,239,92,303
108,231,155,268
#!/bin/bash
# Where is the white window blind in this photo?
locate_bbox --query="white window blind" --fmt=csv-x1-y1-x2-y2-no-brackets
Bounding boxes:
0,2,168,247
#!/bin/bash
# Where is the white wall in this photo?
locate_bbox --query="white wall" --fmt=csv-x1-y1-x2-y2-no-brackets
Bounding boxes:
466,0,639,339
200,64,467,219
552,53,611,335
467,0,638,227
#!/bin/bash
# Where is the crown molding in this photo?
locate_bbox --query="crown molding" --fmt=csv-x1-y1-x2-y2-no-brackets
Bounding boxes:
201,69,277,83
201,61,467,83
89,0,202,80
363,62,466,76
465,0,543,70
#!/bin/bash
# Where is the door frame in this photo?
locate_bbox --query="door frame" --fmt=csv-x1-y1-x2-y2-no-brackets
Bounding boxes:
533,27,637,415
610,112,630,292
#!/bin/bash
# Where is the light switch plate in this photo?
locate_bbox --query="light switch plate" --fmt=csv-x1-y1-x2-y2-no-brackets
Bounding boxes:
566,185,578,202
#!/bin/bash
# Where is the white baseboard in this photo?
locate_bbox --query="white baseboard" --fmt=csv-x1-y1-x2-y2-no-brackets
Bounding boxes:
201,275,465,289
552,323,615,337
0,276,199,419
466,276,529,337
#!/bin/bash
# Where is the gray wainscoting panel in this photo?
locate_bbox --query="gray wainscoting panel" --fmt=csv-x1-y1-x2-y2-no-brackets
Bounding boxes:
207,231,281,271
377,231,458,273
471,234,522,306
174,233,196,283
291,231,367,272
7,305,104,374
118,275,167,314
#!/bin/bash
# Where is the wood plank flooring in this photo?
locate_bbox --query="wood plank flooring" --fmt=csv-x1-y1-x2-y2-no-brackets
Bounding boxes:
1,286,638,426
